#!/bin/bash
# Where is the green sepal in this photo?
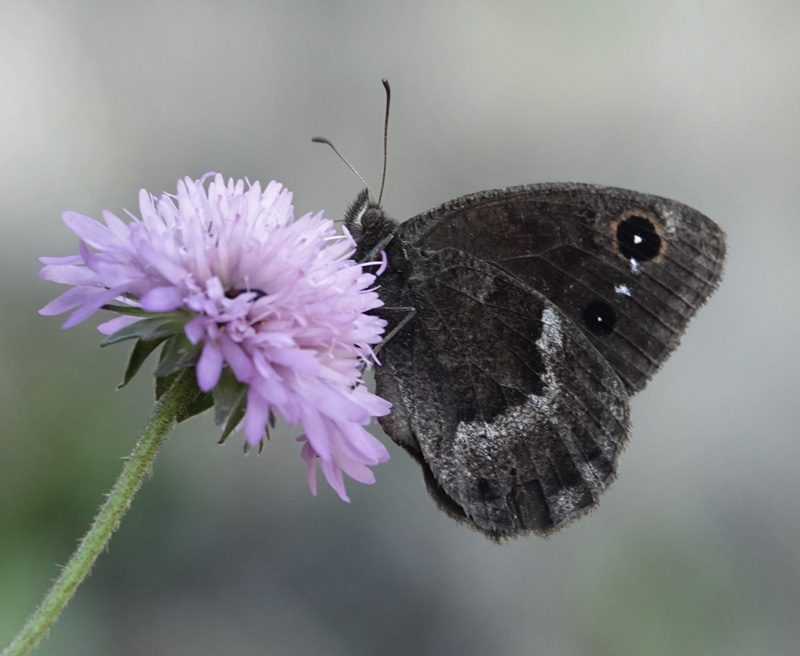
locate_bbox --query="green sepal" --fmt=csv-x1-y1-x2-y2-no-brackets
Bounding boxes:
117,336,170,389
152,366,212,423
101,304,153,317
212,368,248,443
154,334,202,379
219,401,246,444
176,388,214,423
154,334,200,401
155,369,179,401
101,315,185,347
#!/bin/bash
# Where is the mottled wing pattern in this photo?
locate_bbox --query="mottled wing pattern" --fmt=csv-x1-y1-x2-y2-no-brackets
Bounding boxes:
400,184,726,393
375,249,630,537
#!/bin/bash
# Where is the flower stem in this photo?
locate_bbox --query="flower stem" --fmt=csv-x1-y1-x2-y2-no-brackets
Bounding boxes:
1,369,198,656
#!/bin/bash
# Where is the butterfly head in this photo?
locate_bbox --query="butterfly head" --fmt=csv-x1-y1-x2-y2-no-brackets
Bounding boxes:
344,188,398,262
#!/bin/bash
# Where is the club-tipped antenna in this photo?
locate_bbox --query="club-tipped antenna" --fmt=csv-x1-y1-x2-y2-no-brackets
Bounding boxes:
311,136,370,193
378,78,391,206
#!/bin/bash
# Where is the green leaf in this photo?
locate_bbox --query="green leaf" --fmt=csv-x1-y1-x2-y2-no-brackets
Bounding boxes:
177,389,214,423
155,368,179,401
210,368,248,444
219,394,247,444
101,316,185,346
211,368,247,425
101,304,153,317
154,334,202,378
117,336,170,389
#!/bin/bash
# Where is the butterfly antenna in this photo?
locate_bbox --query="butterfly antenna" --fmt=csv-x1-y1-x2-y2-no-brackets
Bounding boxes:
311,136,371,194
378,78,391,206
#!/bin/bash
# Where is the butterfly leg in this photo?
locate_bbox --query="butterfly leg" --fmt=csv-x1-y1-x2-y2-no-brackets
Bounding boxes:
374,306,416,356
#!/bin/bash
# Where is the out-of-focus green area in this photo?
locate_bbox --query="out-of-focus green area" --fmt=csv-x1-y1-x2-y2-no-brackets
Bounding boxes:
2,1,799,654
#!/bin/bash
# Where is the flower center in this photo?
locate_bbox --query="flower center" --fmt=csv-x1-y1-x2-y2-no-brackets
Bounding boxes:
225,288,268,301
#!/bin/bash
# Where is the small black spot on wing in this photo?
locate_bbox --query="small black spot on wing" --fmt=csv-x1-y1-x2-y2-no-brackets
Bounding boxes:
582,299,617,336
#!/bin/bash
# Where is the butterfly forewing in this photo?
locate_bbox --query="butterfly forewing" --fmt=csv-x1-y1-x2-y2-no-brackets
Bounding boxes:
398,183,726,393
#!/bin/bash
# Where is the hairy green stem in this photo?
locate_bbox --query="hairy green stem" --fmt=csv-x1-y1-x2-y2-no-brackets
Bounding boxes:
1,369,198,656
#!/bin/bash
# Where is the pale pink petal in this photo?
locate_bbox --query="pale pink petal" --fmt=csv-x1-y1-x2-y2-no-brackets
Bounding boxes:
267,347,319,374
184,316,206,344
196,341,224,392
98,315,142,335
39,264,101,286
298,406,331,461
39,286,105,316
62,286,126,328
338,458,376,485
319,458,349,502
101,210,132,242
135,241,190,285
243,386,270,444
220,335,253,382
62,211,118,249
139,286,184,312
298,437,319,496
338,425,391,464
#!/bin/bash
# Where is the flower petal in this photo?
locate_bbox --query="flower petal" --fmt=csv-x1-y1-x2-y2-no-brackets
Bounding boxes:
98,315,141,335
62,286,126,328
140,286,185,312
319,457,349,502
62,211,119,250
39,286,104,316
196,341,224,392
243,385,271,445
39,264,101,286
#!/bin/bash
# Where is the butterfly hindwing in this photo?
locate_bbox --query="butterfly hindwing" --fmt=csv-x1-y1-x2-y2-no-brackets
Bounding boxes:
374,248,630,537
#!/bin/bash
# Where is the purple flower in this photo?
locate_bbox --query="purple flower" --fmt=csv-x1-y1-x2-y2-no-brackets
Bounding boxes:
39,174,392,501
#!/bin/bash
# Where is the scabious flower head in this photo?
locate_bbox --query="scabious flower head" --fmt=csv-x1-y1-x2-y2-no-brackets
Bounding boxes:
39,174,392,501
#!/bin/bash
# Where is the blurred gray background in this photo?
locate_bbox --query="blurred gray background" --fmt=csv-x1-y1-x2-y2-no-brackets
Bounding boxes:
1,1,798,655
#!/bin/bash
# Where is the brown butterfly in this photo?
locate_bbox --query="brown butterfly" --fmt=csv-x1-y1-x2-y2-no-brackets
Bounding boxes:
346,183,725,539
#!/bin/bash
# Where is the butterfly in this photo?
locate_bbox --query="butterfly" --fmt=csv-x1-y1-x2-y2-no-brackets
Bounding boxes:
345,183,725,539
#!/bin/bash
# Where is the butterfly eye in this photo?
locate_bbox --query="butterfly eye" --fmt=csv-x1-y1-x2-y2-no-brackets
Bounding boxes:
362,209,382,230
616,214,662,262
